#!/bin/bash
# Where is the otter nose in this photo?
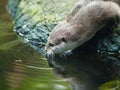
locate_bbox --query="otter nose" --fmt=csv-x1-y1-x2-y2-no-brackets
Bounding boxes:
45,49,55,60
45,52,53,60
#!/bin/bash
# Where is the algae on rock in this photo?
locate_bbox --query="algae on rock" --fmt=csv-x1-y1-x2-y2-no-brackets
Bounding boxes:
7,0,77,55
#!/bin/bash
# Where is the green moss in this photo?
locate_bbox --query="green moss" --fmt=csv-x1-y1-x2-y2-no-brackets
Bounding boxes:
98,80,120,90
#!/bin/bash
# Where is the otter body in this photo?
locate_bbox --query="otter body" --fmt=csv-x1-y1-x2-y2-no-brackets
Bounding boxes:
67,0,120,22
45,0,120,58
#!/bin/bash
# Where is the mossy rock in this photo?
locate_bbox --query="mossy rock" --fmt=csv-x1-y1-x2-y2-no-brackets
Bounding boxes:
99,80,120,90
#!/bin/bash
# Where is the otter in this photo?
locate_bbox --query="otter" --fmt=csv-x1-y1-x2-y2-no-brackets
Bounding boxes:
45,1,120,59
66,0,120,22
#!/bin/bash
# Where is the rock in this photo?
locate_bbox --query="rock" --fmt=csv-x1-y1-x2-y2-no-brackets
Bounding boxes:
7,0,120,89
7,0,20,17
7,0,76,55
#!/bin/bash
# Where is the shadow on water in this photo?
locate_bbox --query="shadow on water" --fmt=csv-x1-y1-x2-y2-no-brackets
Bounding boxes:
0,0,70,90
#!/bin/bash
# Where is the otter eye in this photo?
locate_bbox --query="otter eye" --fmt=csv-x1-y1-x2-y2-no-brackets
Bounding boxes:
49,43,54,47
61,37,66,42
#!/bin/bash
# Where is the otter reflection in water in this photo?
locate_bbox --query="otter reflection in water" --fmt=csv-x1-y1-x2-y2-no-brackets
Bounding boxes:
46,24,120,90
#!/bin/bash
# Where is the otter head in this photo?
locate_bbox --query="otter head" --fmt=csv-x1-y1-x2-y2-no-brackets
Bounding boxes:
45,21,82,59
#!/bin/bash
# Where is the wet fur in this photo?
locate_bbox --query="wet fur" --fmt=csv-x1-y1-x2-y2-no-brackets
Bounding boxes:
45,0,120,58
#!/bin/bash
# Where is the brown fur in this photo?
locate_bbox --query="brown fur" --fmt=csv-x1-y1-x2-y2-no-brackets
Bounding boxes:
45,1,120,55
67,0,120,22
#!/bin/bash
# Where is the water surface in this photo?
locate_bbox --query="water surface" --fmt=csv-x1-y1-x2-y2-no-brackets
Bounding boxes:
0,1,70,90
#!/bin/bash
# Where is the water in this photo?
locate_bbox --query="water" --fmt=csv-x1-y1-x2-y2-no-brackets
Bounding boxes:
1,0,120,90
0,1,70,90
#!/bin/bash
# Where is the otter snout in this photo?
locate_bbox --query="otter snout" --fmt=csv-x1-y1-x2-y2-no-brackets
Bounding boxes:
45,49,55,60
45,52,52,60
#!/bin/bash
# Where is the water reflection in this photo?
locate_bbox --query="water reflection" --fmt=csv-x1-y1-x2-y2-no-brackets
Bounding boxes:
2,0,120,90
6,61,26,88
47,20,120,89
48,52,120,90
0,1,70,90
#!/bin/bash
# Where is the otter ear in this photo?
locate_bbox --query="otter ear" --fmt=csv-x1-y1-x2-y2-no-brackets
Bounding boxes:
61,37,67,42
